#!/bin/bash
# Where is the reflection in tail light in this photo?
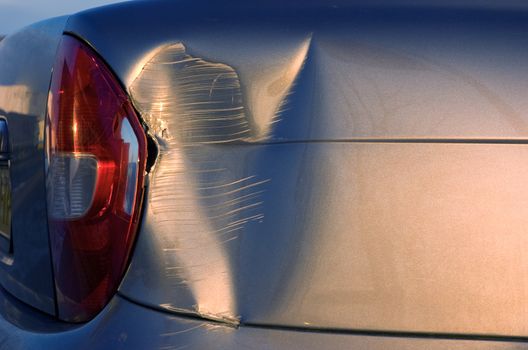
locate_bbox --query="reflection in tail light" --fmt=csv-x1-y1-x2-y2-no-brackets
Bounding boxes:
46,35,147,322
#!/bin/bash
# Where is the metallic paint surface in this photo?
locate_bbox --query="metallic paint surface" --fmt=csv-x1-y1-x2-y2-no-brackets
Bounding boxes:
0,290,527,349
62,0,528,336
123,141,528,336
0,16,68,315
0,0,527,346
67,1,528,141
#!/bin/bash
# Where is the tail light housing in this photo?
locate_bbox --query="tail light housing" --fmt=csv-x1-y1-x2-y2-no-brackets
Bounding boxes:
46,35,147,322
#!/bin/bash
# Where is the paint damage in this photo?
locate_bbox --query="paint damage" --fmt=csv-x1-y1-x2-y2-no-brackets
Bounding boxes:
128,41,308,325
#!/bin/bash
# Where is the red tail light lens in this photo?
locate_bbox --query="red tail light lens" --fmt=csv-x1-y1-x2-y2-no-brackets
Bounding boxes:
46,36,147,322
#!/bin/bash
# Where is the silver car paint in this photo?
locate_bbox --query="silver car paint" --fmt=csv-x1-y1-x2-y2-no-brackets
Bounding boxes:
0,289,527,349
1,0,528,347
63,0,528,337
0,16,68,315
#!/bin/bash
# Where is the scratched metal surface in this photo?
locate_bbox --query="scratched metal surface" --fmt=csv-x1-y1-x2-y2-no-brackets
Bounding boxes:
66,0,528,336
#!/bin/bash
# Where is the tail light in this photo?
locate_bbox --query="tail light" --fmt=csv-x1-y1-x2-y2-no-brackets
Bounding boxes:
46,35,147,322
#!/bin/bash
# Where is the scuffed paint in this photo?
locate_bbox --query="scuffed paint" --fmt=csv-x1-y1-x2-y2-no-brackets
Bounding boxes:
131,42,252,145
128,40,307,324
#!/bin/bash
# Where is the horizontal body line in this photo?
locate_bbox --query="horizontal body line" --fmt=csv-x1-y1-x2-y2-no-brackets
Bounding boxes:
248,138,528,146
188,138,528,147
119,293,528,342
117,292,239,328
242,322,528,343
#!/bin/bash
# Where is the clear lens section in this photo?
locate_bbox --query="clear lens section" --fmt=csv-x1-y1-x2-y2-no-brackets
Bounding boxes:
120,118,139,215
48,154,97,219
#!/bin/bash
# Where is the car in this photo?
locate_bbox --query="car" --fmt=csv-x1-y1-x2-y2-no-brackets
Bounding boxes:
1,0,528,348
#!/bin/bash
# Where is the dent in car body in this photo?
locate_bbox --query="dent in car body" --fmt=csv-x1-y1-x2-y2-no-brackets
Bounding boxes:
64,0,528,336
127,42,293,323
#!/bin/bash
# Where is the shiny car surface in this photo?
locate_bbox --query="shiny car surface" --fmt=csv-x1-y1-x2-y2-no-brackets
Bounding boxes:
1,0,528,348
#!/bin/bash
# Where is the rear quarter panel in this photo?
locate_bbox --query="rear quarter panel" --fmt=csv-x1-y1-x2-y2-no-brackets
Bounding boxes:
64,0,528,336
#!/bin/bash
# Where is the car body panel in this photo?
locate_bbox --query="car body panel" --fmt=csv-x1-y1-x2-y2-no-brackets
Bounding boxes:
67,0,528,142
0,0,528,347
0,287,526,350
62,0,528,336
0,16,68,315
119,141,528,336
